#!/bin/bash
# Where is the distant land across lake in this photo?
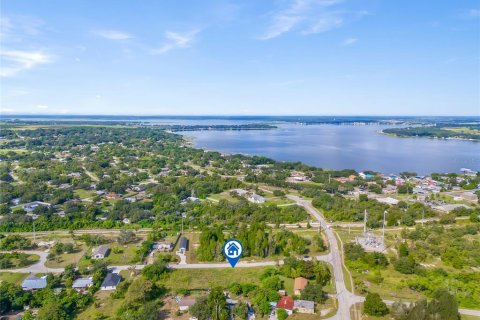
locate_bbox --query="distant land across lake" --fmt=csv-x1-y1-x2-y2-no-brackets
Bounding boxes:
2,115,479,174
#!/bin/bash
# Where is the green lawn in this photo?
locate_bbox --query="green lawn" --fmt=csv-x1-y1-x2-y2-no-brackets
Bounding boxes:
45,245,87,268
159,267,271,292
74,189,95,199
77,290,123,320
105,244,140,265
0,272,29,284
0,253,39,269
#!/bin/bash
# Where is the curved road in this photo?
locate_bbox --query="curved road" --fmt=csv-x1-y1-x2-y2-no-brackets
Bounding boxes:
286,195,362,320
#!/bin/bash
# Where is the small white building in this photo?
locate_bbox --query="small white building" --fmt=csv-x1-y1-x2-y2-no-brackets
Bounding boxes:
177,297,197,311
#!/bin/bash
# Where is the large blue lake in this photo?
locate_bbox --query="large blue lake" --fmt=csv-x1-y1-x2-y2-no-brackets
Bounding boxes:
180,124,479,175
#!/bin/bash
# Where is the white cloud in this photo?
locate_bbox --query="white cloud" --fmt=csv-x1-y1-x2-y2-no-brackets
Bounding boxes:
94,30,133,40
37,104,49,109
258,0,346,40
0,107,15,113
152,29,200,54
0,15,44,40
0,50,52,77
341,37,357,46
469,9,480,17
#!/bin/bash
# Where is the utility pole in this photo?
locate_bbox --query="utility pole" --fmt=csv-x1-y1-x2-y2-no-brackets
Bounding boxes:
363,209,368,234
421,209,425,226
382,210,387,246
33,220,36,242
181,212,186,235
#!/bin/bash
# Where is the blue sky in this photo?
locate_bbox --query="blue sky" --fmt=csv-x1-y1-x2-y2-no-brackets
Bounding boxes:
1,0,479,116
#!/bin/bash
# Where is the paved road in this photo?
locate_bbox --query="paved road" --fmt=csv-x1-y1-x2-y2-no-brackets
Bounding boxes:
287,195,362,320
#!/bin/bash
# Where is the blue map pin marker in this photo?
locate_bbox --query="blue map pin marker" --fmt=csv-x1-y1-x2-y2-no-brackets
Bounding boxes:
223,239,243,268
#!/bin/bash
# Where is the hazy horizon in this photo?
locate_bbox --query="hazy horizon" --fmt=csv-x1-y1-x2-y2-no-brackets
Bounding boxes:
1,0,479,116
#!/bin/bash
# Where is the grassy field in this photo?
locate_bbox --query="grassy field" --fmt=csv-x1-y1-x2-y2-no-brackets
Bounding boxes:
74,189,95,199
0,148,29,155
3,253,40,268
45,245,87,268
77,290,124,320
335,228,425,301
105,244,141,265
0,272,29,284
159,267,271,292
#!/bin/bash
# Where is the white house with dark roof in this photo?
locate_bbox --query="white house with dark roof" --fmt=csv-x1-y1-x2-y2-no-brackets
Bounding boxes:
100,273,121,290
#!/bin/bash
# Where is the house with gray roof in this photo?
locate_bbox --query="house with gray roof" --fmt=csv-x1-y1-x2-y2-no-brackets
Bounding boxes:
72,277,93,293
92,245,110,259
22,275,47,291
294,299,315,314
100,273,122,291
178,237,189,254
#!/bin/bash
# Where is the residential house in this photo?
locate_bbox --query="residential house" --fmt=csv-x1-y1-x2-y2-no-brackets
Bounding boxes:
54,211,66,218
153,242,173,252
246,193,265,204
22,275,47,291
23,201,51,212
294,300,315,314
92,245,110,259
232,189,248,196
375,197,399,205
37,240,56,248
132,184,147,192
105,192,120,200
433,204,470,213
72,277,93,293
124,197,136,203
177,297,197,311
178,237,189,254
359,172,375,180
67,172,81,178
276,296,294,316
100,273,121,291
59,184,73,190
294,277,308,295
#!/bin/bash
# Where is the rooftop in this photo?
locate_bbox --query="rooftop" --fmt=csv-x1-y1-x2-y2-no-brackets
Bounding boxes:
294,277,308,291
101,273,121,287
276,296,294,311
72,277,93,288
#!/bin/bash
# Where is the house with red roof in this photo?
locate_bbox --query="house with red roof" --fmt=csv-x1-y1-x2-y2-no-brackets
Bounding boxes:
276,296,294,315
